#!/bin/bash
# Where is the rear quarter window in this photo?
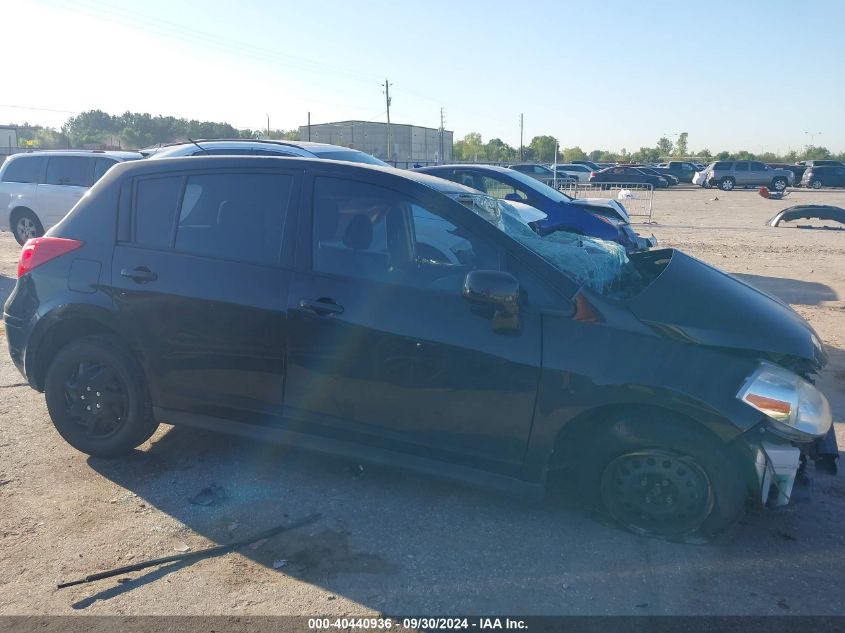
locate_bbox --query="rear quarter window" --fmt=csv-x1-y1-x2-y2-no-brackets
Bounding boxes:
713,162,731,169
1,156,44,183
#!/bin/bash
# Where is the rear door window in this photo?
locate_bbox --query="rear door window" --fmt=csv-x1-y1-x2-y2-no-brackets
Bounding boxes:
174,172,293,266
45,156,95,187
1,156,44,183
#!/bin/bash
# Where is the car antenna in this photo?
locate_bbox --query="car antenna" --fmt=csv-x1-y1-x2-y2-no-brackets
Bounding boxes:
187,137,209,154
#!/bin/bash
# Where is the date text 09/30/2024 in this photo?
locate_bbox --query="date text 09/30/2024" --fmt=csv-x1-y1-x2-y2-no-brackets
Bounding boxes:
307,617,528,630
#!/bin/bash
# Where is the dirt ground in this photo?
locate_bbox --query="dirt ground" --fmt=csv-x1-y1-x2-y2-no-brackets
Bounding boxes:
0,186,843,616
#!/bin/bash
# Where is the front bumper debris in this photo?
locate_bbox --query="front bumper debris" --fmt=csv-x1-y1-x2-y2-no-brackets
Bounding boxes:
755,441,801,506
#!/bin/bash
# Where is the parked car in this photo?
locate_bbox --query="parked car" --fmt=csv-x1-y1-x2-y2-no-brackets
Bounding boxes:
414,164,654,253
550,164,593,182
507,163,559,186
801,165,845,189
589,166,669,188
700,161,794,192
145,139,389,166
0,150,142,244
692,169,710,187
634,166,679,186
569,160,602,172
768,163,807,186
5,156,832,539
663,161,700,183
796,160,845,168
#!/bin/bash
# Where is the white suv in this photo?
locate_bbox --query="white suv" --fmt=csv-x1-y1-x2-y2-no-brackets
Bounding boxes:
0,151,142,244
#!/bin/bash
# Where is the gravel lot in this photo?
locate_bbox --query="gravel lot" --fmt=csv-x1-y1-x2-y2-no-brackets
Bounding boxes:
0,186,843,616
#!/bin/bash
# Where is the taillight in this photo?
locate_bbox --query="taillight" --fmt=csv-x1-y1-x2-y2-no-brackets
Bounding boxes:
18,237,84,277
590,171,597,178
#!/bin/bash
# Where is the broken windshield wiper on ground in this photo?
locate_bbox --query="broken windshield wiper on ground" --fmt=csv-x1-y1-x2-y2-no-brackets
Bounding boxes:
57,513,321,589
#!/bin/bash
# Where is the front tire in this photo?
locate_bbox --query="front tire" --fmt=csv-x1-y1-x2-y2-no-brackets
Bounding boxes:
771,177,787,192
719,177,735,191
10,208,43,245
44,335,158,457
579,414,747,540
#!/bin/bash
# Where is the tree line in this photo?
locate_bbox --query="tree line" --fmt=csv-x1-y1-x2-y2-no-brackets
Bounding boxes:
12,109,298,150
452,131,844,165
7,109,843,165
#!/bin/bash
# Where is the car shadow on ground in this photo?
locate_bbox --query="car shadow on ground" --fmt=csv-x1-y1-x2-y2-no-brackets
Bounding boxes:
733,273,837,306
82,397,845,615
84,426,604,610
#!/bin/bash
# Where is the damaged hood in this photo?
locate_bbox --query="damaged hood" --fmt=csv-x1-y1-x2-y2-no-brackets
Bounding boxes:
627,249,827,370
567,197,631,223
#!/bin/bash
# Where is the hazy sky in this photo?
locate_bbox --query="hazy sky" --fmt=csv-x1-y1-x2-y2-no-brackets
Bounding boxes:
4,0,843,153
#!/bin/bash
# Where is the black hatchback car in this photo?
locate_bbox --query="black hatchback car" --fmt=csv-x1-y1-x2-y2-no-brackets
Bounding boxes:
4,157,833,539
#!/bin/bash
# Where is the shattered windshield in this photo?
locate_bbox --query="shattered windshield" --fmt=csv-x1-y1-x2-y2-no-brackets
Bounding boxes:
451,193,639,296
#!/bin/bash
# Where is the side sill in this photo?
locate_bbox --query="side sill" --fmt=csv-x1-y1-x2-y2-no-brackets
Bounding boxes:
154,407,546,501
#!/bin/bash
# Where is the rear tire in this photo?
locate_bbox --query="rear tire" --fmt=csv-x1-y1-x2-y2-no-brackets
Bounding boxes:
811,179,823,189
577,414,747,541
44,335,158,457
771,177,787,192
10,208,43,245
719,177,735,191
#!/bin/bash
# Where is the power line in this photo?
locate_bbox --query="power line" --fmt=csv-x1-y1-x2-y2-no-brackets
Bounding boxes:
57,0,385,85
0,104,80,115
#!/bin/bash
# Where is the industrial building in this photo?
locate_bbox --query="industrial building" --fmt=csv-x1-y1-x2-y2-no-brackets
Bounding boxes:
299,120,453,166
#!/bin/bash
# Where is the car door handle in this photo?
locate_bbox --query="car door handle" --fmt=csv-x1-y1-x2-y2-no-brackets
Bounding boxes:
120,267,158,284
299,298,344,316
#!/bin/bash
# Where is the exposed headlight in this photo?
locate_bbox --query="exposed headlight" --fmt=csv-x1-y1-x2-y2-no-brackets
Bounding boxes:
737,361,832,440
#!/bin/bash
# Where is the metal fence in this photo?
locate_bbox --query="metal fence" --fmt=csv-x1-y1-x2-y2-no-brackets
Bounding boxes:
557,182,655,223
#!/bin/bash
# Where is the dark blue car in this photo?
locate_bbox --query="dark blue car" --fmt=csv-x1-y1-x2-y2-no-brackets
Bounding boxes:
414,164,654,253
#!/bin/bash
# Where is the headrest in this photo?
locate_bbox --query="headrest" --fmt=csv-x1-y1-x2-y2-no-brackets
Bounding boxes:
342,215,373,251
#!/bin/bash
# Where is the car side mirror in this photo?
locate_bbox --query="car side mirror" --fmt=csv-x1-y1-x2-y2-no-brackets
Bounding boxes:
503,193,522,202
463,270,520,332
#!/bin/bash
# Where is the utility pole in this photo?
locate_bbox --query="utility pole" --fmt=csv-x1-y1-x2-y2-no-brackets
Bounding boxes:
383,79,392,161
439,107,445,164
307,112,311,141
519,113,524,161
266,114,270,137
